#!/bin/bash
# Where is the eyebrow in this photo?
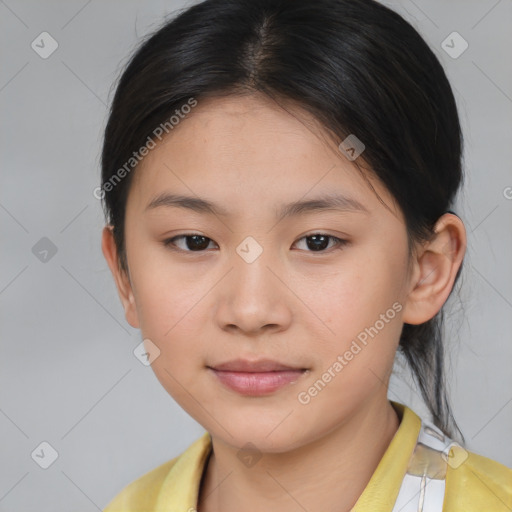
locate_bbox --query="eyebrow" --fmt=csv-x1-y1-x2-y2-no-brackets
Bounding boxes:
144,192,369,220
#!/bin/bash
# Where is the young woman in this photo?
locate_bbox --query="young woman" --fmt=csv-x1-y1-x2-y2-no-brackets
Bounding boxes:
99,0,512,510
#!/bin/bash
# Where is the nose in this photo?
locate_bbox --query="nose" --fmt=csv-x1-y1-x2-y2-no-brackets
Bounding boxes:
214,245,292,336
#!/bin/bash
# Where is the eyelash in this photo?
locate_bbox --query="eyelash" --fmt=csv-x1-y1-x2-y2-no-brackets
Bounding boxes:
162,233,348,254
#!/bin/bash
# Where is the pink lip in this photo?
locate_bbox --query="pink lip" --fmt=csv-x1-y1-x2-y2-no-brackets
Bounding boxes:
208,359,307,395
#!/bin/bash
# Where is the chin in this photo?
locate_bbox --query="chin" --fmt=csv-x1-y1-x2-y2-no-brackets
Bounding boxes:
207,415,310,454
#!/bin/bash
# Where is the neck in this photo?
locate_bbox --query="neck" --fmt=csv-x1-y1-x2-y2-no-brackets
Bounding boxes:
198,398,400,512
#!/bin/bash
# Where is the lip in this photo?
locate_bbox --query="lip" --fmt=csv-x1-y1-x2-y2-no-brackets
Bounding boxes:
210,358,304,372
208,359,308,396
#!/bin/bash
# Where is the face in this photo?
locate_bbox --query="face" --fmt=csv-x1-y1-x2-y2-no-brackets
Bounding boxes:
111,93,414,452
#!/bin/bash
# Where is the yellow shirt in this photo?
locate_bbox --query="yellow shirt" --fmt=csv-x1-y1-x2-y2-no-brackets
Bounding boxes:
103,403,512,511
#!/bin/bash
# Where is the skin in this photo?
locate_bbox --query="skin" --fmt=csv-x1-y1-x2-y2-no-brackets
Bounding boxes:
102,93,466,512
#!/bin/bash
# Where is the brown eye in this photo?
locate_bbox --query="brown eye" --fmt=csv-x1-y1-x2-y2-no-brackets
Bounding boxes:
293,234,348,253
163,234,217,252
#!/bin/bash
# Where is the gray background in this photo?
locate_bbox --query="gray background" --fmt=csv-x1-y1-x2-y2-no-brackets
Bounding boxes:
1,0,511,510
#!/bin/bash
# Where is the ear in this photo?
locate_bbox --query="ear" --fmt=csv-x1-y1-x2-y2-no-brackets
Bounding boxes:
101,225,140,329
402,213,466,325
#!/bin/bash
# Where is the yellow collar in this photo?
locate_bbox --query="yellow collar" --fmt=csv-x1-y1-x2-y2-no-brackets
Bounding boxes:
352,401,421,511
152,401,421,511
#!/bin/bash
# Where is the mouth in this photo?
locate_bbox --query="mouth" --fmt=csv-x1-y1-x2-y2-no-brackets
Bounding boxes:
207,358,309,396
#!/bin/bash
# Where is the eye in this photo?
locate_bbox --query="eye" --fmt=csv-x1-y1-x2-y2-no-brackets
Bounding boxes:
163,234,218,252
292,233,348,253
162,233,348,254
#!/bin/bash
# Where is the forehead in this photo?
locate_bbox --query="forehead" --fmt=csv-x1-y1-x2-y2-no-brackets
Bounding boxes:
128,93,398,219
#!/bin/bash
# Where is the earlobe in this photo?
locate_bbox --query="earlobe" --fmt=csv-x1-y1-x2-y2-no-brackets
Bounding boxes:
402,213,466,325
101,225,140,329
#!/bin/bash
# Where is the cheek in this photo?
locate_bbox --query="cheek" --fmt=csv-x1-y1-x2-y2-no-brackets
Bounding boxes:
127,262,211,398
298,264,393,334
298,252,405,366
136,285,207,411
135,283,205,363
128,245,209,337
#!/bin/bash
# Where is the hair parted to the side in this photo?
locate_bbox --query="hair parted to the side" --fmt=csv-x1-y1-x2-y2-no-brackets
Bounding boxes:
100,0,465,440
